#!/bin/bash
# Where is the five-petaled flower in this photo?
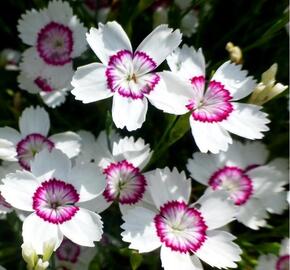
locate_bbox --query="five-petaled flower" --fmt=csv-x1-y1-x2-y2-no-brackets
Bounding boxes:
187,140,288,230
71,21,189,131
164,45,270,153
76,131,153,214
121,168,242,270
0,149,106,253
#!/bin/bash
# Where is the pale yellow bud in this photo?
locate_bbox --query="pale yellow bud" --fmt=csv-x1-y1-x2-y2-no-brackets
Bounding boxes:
42,238,56,262
249,63,288,105
226,42,243,64
34,259,49,270
21,243,38,270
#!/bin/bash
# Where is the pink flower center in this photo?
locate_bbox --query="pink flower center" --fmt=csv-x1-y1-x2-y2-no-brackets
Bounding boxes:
154,201,207,253
16,133,54,171
186,76,233,123
32,179,80,224
209,166,253,205
37,22,73,66
56,239,81,263
103,160,146,204
105,50,160,99
34,77,54,93
276,255,290,270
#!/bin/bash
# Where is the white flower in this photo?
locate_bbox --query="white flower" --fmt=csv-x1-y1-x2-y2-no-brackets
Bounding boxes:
164,45,270,153
0,266,6,270
18,70,71,108
256,238,289,270
55,238,97,270
0,149,106,253
121,167,241,270
0,106,81,170
71,21,184,131
76,131,153,214
187,140,288,230
18,0,87,85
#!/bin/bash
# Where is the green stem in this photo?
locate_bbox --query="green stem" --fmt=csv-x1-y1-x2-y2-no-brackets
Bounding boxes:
50,254,56,270
144,115,179,170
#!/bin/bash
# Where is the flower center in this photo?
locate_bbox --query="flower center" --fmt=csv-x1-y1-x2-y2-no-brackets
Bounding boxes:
103,160,146,204
186,76,233,123
32,179,80,224
56,239,81,263
37,22,73,66
154,201,207,253
105,50,160,99
34,77,54,93
276,255,290,270
208,166,253,205
16,133,54,171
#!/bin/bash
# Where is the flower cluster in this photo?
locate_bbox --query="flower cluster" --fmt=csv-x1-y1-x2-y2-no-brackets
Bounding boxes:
0,1,288,270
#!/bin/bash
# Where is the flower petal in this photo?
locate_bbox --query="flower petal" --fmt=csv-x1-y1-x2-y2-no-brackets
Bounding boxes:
86,22,132,65
160,245,203,270
47,0,73,25
146,71,192,115
248,165,286,197
220,103,270,140
68,164,106,202
256,254,277,270
22,212,63,254
69,16,87,57
71,63,113,104
186,152,225,186
147,167,191,209
112,94,148,131
224,140,269,168
135,25,182,67
260,190,287,215
167,45,205,81
190,119,232,154
112,136,152,169
77,195,112,213
17,9,49,46
0,139,17,162
59,209,103,246
0,127,21,145
211,61,257,100
31,149,71,182
0,170,39,211
41,88,69,108
121,206,161,253
267,158,289,179
49,131,81,159
236,198,269,230
198,191,237,230
19,106,50,137
195,230,242,268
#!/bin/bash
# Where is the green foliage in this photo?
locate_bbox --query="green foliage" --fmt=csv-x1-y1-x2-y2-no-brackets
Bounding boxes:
0,0,288,269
